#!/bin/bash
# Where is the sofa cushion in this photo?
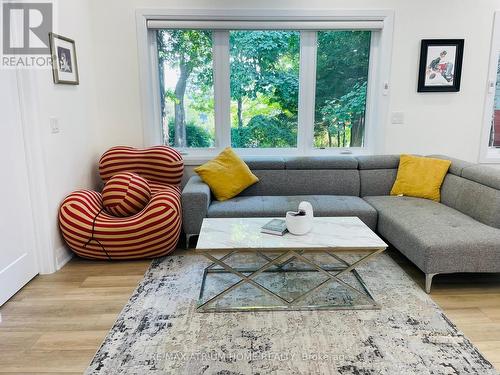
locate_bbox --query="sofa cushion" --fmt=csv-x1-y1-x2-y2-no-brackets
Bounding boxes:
357,155,399,197
363,196,500,274
426,154,475,176
284,156,358,170
207,195,378,230
239,170,360,196
462,164,500,190
356,155,400,170
440,173,500,229
242,156,285,170
360,169,398,197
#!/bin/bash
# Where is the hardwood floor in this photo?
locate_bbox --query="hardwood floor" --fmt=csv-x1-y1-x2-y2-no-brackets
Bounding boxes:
0,248,499,373
0,259,150,374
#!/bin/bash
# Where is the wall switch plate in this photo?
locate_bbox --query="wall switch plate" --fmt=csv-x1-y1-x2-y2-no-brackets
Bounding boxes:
391,112,404,125
382,81,389,96
488,80,495,94
50,117,60,134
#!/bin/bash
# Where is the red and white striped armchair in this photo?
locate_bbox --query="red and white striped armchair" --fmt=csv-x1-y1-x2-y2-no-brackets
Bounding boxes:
59,146,183,260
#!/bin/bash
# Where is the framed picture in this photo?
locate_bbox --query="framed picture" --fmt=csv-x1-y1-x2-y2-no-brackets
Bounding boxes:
417,39,464,92
49,33,79,85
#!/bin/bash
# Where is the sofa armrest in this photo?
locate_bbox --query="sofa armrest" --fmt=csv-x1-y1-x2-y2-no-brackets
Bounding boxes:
182,175,212,236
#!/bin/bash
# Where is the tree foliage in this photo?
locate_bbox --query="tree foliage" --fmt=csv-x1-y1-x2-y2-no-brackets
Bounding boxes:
157,29,370,149
157,30,213,147
317,81,367,147
231,115,297,148
314,31,370,148
167,120,212,148
229,30,299,144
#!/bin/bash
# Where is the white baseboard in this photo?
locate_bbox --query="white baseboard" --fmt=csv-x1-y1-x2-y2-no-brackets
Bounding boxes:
55,246,73,271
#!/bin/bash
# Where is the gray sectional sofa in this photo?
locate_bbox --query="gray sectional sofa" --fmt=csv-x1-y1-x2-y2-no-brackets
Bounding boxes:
182,155,500,293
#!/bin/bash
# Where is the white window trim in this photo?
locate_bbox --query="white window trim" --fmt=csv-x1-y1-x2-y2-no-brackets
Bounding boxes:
136,9,394,165
480,11,500,164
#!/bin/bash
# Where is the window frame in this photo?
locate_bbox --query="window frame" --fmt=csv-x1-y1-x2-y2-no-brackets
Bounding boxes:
136,9,394,164
480,11,500,164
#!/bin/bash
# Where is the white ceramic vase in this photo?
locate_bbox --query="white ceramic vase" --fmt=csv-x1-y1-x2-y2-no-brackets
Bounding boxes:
285,201,314,235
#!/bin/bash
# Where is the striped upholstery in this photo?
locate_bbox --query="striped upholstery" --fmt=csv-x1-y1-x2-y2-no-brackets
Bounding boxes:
59,146,183,260
102,172,151,217
99,146,183,186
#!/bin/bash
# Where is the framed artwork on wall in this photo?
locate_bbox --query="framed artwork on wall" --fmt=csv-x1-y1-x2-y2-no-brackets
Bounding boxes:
417,39,464,92
49,33,79,85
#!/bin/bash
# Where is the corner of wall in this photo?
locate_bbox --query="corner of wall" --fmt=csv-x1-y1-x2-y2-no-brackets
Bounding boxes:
55,246,74,271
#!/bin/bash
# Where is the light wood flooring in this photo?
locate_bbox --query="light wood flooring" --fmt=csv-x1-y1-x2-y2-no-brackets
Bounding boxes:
0,248,499,374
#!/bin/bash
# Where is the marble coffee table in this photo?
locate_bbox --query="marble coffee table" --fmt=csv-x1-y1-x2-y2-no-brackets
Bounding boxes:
195,217,387,312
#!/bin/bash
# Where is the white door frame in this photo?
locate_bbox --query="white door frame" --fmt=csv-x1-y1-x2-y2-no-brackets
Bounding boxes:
15,70,57,274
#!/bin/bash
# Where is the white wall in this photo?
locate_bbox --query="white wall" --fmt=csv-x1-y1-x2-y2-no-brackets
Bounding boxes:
88,0,500,164
25,0,101,270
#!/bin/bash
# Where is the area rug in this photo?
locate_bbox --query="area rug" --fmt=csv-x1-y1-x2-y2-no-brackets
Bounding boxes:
86,251,497,374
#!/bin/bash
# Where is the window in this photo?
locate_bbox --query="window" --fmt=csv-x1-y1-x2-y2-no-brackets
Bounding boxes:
481,11,500,163
157,29,215,148
230,30,300,148
489,56,500,148
141,12,393,159
314,31,370,148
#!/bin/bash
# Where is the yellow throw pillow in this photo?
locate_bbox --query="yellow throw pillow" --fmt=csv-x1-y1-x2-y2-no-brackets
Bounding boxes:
194,148,259,201
390,155,451,202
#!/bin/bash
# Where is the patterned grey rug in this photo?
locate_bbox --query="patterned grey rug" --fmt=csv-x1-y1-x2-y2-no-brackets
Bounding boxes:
86,251,497,374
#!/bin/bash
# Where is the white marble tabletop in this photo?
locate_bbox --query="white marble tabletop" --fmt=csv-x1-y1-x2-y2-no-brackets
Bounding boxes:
196,217,387,252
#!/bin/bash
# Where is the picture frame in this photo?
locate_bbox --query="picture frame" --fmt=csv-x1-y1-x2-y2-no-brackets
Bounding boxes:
417,39,464,92
49,32,79,85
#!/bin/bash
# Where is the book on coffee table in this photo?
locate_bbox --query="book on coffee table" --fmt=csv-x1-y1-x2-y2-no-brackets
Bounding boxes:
261,219,288,236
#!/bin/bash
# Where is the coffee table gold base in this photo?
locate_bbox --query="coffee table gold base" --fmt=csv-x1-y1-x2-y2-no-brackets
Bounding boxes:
197,248,385,313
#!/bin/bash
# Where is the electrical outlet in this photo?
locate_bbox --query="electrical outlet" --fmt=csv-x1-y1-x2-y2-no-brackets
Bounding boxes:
391,112,404,125
50,117,60,134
